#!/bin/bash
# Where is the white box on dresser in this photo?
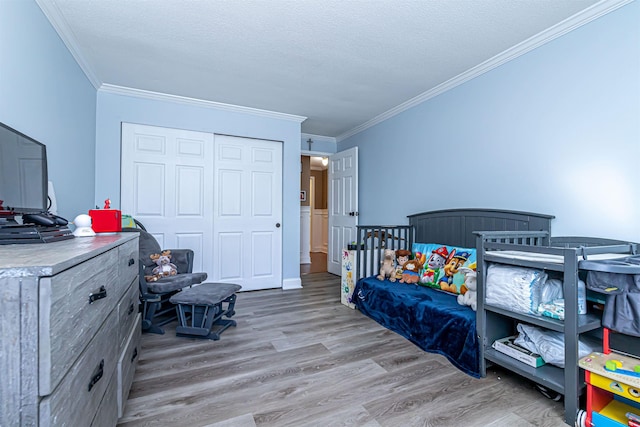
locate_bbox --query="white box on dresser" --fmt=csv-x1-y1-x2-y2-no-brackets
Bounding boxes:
0,233,141,427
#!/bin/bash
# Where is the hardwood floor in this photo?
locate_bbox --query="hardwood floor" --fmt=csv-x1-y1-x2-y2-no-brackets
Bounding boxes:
118,273,568,427
300,252,327,275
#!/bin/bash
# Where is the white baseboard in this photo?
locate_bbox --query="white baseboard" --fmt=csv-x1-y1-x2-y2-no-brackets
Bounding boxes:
300,255,312,264
283,277,303,290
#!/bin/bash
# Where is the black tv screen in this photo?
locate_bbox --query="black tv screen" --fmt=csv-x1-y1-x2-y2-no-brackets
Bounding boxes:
0,122,48,216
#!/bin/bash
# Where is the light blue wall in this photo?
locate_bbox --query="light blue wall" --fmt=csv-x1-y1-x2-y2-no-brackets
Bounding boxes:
340,2,640,242
95,91,302,280
0,0,97,221
5,0,637,253
300,135,337,154
0,0,303,281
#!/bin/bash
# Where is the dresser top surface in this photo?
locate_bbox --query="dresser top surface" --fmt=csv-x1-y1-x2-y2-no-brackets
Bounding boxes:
0,233,138,278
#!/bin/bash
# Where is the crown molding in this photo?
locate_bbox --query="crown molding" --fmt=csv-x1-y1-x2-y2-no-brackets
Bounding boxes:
35,0,102,89
336,0,633,142
100,84,307,123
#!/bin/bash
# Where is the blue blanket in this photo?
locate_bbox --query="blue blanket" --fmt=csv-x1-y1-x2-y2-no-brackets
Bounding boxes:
353,276,480,378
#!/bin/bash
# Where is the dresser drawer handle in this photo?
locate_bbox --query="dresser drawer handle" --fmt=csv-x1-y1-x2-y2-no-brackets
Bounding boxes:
128,303,135,315
89,286,107,304
128,258,135,266
131,347,138,363
88,359,104,392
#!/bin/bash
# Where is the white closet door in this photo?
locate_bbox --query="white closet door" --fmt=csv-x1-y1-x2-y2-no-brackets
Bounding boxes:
213,135,283,291
121,123,214,276
327,147,358,275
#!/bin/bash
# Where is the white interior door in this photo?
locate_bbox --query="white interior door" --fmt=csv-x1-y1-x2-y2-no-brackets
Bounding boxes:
121,123,214,275
327,147,358,275
213,134,282,291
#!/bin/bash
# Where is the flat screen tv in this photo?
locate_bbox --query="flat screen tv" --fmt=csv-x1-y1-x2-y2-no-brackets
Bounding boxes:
0,122,48,219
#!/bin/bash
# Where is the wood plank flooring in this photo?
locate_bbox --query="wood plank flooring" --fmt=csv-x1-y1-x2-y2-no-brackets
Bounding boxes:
300,252,327,275
118,273,568,427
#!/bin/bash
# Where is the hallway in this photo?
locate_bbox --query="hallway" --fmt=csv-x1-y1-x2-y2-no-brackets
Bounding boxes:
300,252,328,275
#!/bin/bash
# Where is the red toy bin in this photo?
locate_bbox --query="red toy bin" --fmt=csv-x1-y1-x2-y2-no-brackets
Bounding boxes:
88,209,122,233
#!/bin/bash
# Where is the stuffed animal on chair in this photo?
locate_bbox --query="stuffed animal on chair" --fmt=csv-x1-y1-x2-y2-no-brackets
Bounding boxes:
377,249,396,282
457,267,477,311
151,250,178,277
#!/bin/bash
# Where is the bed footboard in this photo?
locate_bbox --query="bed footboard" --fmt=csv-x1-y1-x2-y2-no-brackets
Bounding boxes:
355,225,414,281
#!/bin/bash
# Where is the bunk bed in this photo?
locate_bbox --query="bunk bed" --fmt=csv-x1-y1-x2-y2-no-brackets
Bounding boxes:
352,208,554,378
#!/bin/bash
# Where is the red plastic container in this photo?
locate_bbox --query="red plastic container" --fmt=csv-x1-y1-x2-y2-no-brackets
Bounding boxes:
88,209,122,233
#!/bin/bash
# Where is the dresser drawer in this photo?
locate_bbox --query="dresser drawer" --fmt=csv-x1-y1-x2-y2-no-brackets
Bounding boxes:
118,238,139,299
91,369,118,427
118,314,141,418
117,281,140,352
39,248,120,396
39,310,118,427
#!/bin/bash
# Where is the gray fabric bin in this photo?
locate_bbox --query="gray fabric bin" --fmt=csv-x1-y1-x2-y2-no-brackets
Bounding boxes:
584,255,640,337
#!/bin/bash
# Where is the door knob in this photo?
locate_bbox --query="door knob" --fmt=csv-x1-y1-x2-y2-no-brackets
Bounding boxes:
276,223,281,228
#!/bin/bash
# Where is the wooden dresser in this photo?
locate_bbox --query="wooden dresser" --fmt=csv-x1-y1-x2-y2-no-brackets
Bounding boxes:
0,233,141,426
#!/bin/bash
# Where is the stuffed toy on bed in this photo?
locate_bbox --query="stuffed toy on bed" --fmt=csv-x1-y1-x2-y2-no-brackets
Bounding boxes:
399,258,423,284
394,249,411,281
457,267,477,311
377,249,396,282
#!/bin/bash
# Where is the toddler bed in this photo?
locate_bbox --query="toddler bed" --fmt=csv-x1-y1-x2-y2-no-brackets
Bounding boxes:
352,208,554,378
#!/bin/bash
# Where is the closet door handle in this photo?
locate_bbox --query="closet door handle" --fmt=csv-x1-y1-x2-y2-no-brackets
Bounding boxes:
131,347,138,363
128,258,135,266
127,303,135,315
89,286,107,304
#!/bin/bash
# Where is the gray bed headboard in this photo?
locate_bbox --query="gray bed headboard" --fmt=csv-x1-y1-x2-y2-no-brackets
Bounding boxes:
408,208,555,248
354,208,554,280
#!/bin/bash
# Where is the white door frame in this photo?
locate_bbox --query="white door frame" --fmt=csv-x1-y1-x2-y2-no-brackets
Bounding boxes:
300,150,334,264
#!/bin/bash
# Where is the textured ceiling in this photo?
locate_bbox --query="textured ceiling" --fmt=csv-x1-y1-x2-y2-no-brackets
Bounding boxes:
39,0,607,138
